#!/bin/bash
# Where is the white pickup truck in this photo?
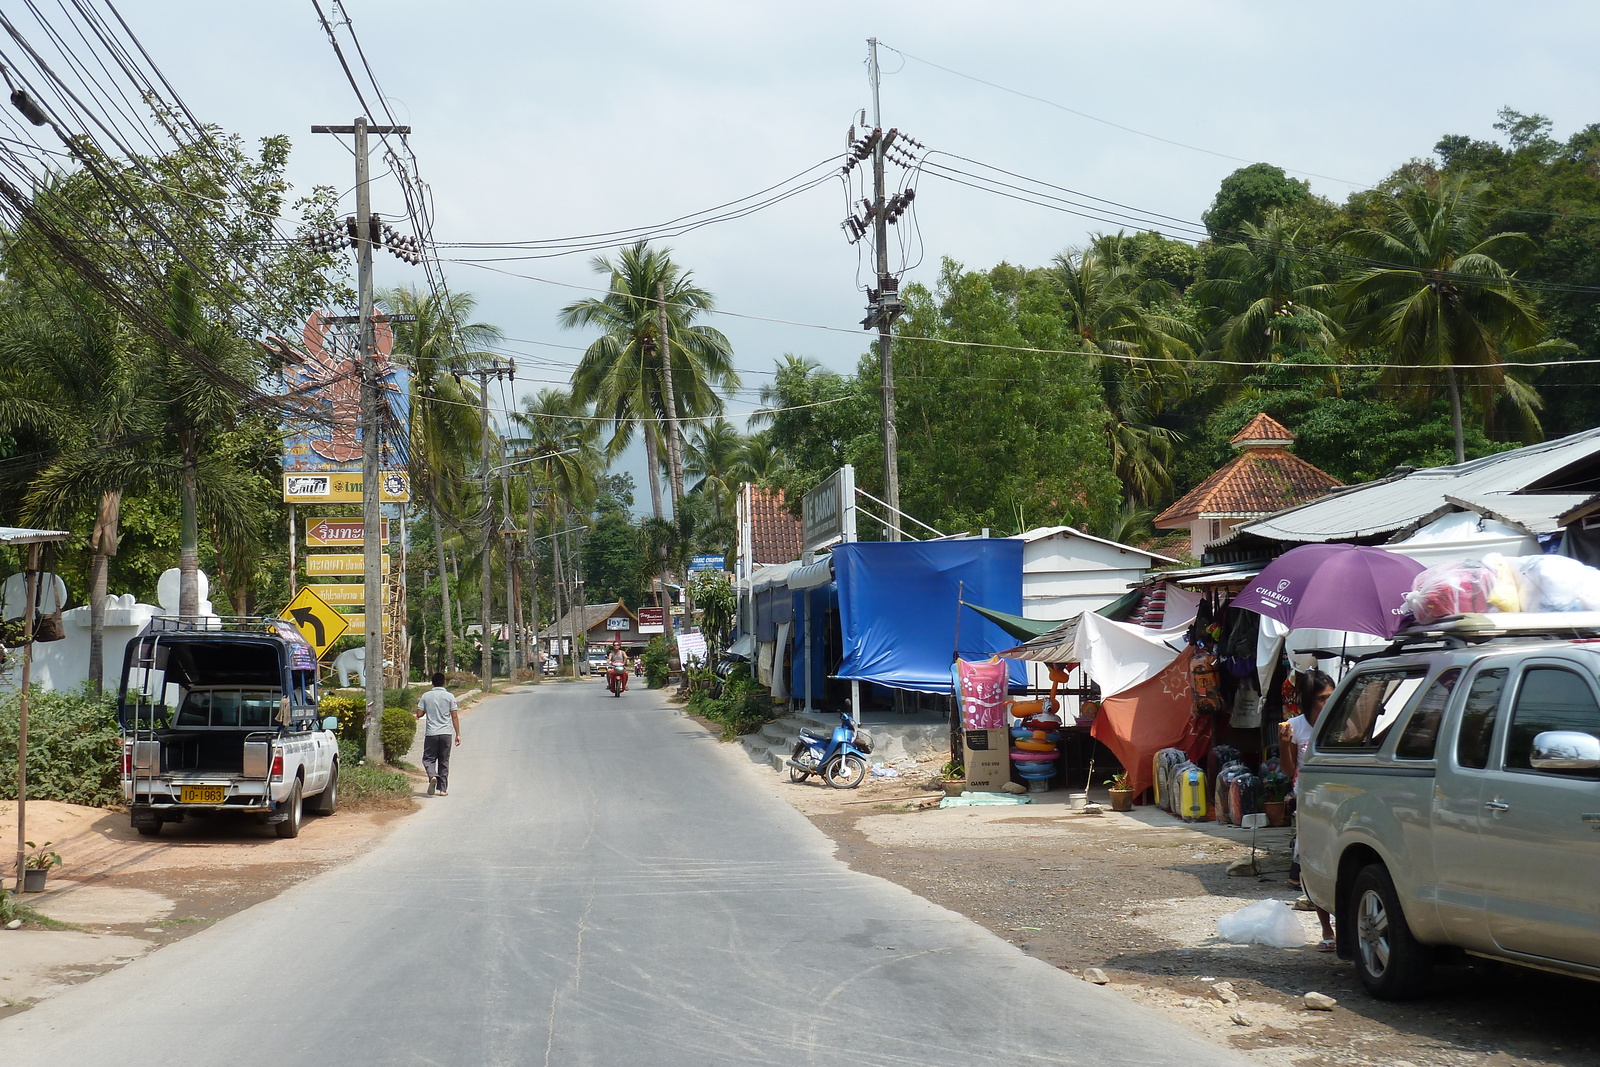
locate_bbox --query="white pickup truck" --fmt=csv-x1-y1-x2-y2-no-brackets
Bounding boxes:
119,618,340,839
1299,613,1600,999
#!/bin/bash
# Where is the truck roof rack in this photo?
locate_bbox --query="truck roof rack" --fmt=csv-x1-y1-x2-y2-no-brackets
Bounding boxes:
146,615,293,635
1391,612,1600,647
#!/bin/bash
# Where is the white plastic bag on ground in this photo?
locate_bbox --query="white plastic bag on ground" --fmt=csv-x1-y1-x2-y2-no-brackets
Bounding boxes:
1216,899,1308,948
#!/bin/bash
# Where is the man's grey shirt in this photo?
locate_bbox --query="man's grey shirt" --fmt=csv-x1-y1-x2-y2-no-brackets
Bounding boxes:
418,687,458,736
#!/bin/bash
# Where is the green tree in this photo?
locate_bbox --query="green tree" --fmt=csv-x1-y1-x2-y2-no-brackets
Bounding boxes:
561,242,738,519
1342,177,1569,462
1052,242,1197,505
1191,211,1340,368
684,416,742,536
1202,163,1311,238
381,286,501,670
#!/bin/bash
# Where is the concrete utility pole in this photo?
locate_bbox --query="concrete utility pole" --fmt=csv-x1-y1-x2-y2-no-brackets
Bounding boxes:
525,469,541,682
314,116,409,763
469,361,515,691
657,280,685,514
498,441,520,672
867,39,901,540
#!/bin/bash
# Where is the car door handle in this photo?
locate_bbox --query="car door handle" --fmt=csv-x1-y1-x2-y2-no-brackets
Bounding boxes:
1485,799,1510,812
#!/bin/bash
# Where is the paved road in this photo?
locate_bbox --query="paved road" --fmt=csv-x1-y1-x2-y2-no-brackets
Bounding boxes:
0,684,1251,1066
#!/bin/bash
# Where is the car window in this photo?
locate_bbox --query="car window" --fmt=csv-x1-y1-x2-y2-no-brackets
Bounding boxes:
1318,669,1427,751
1395,668,1461,760
1456,667,1508,770
1505,667,1600,775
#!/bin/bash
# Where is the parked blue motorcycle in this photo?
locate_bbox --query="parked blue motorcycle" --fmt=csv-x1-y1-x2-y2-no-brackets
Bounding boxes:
787,712,874,788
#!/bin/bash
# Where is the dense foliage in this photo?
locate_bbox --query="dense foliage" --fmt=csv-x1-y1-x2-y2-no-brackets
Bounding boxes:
0,687,121,807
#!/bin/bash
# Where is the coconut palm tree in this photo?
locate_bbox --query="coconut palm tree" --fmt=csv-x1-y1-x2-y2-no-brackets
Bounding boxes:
1192,211,1340,366
731,428,787,484
560,242,738,519
684,417,742,527
1342,178,1569,462
508,388,602,664
380,286,502,670
1052,242,1196,505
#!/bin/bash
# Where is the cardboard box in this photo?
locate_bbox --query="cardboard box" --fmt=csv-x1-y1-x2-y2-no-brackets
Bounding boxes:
962,728,1011,791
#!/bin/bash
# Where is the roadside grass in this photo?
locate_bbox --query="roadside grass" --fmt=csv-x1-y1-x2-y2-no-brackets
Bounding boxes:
338,762,414,811
0,889,84,931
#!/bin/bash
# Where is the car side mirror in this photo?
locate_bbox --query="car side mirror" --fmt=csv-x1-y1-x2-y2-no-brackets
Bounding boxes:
322,716,339,732
1529,730,1600,770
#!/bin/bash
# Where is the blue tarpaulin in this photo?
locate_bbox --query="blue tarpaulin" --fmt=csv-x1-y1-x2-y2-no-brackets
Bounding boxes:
832,539,1025,694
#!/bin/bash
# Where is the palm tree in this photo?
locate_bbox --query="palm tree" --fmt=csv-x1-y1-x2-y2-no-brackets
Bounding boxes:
508,388,601,666
1052,241,1196,505
0,285,141,689
158,270,263,619
560,242,738,519
1342,178,1569,462
684,416,742,530
731,428,787,484
1192,211,1340,367
380,286,502,670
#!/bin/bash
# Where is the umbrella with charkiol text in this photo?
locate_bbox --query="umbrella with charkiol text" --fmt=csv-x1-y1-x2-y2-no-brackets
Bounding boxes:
1229,544,1426,639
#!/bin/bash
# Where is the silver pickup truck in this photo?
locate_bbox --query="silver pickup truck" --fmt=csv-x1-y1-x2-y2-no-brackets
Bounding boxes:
119,617,340,839
1299,613,1600,999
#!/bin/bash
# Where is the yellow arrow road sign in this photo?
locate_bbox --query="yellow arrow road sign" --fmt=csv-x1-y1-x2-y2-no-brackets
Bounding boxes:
279,586,349,658
305,518,389,547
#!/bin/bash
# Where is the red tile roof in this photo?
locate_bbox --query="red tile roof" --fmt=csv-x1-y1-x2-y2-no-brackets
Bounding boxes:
748,486,803,565
1156,448,1342,527
1230,412,1296,445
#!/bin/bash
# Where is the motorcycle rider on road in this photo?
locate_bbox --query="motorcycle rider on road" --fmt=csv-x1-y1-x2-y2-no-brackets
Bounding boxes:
607,640,630,693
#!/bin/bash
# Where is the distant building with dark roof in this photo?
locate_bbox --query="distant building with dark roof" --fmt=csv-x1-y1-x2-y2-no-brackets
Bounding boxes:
738,484,803,567
1154,414,1343,555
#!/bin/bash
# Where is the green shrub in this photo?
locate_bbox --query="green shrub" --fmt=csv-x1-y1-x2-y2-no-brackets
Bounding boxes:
380,706,416,763
687,663,774,740
0,686,121,807
642,634,672,689
319,693,368,749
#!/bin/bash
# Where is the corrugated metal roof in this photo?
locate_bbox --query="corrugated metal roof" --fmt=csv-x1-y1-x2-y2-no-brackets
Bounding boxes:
1443,493,1593,536
0,527,70,545
1228,427,1600,545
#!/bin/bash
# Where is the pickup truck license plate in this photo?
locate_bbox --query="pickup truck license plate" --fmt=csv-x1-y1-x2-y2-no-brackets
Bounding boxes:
180,785,226,804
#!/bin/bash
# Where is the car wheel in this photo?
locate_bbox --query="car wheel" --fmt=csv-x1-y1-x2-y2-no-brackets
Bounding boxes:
1349,862,1431,999
275,779,303,839
313,762,339,815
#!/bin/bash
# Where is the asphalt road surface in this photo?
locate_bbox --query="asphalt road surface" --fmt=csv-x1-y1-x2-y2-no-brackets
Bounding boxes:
0,684,1252,1066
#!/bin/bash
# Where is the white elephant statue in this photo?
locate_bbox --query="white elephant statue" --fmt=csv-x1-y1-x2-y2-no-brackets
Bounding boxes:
333,645,366,688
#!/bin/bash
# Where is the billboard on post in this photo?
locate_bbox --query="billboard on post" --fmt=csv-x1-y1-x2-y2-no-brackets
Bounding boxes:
802,465,856,556
281,310,410,500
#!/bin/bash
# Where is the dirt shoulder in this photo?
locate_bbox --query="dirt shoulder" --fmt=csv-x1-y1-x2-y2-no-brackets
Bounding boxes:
722,731,1600,1067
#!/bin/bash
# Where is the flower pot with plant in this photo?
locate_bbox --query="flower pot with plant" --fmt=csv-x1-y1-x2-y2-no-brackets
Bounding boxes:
1104,771,1134,812
938,761,965,797
1261,772,1291,827
22,841,61,893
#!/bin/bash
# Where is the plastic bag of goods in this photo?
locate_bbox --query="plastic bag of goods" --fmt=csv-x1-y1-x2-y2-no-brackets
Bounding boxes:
1216,899,1308,948
1403,560,1498,623
958,657,1010,729
1512,553,1600,613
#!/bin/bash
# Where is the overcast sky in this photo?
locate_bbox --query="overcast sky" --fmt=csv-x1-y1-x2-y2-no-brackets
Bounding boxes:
33,2,1600,493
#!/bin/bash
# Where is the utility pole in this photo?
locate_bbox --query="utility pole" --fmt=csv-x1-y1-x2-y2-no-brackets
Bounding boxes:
526,468,541,683
657,281,685,514
468,360,515,691
498,441,520,672
866,38,901,540
313,116,409,763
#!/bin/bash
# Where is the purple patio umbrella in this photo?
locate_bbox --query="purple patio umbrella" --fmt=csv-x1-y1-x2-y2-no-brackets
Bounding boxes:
1229,544,1426,639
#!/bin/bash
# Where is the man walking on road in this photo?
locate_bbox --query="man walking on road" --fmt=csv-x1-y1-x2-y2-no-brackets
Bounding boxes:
415,673,461,796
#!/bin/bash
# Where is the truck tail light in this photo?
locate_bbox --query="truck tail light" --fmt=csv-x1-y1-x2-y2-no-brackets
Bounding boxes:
122,749,132,776
270,754,283,779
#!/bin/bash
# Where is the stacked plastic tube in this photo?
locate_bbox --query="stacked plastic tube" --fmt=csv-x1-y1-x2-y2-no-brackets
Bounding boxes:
1008,697,1060,790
